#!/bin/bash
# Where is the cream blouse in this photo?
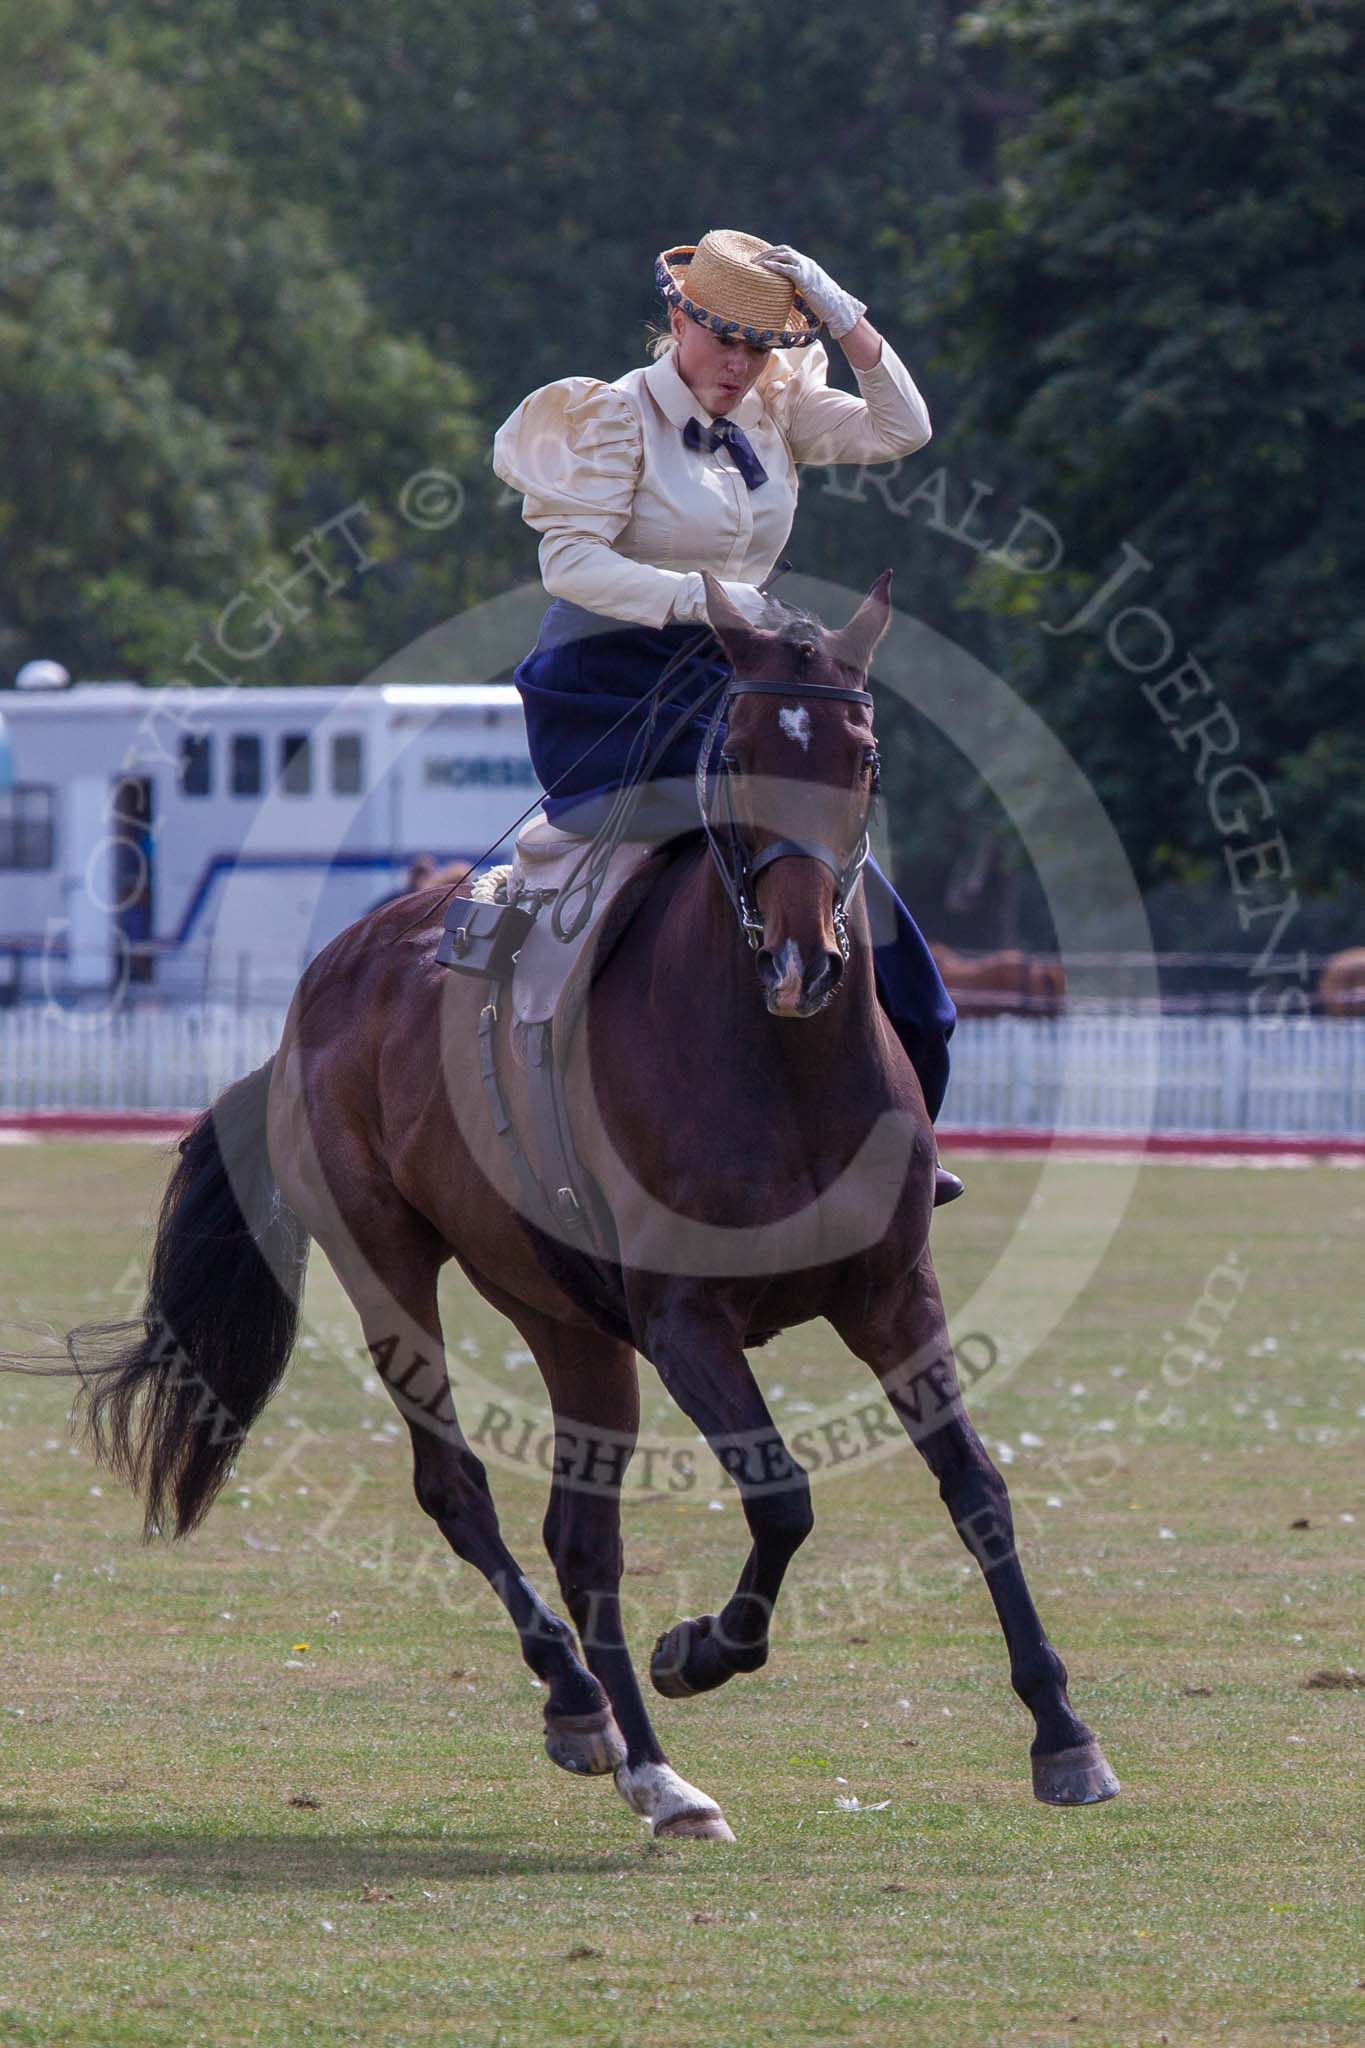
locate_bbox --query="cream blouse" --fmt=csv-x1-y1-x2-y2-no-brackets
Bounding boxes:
491,338,932,631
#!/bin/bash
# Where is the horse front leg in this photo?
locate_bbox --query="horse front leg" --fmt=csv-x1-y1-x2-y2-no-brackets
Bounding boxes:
833,1251,1120,1807
633,1287,815,1702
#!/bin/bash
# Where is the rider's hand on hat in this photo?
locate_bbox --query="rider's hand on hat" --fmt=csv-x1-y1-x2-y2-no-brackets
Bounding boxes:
755,245,868,340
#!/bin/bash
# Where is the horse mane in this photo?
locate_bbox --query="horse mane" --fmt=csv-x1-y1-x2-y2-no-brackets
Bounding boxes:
753,598,825,641
747,598,870,684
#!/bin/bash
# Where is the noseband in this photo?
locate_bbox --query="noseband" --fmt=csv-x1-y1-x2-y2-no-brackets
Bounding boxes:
696,677,877,957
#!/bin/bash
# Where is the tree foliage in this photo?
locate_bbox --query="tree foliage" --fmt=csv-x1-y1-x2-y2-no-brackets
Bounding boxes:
918,0,1365,896
0,0,480,684
0,0,1358,923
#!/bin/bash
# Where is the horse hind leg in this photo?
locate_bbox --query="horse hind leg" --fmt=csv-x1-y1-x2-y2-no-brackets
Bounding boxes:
314,1200,609,1741
480,1291,734,1841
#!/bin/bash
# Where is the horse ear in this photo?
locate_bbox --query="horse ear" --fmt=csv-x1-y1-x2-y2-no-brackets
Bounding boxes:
831,569,893,677
701,571,761,659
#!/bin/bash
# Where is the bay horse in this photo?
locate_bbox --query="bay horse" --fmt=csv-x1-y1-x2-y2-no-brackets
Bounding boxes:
1319,947,1365,1017
930,942,1067,1019
73,571,1118,1841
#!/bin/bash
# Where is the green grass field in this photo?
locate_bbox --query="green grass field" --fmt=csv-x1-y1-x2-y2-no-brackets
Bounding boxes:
0,1141,1360,2048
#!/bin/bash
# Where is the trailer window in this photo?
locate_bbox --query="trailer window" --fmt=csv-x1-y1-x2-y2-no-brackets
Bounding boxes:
0,784,56,870
231,733,263,797
280,732,312,795
179,732,212,797
331,732,364,796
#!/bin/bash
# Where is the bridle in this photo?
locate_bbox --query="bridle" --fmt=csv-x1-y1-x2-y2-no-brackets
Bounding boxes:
696,676,878,958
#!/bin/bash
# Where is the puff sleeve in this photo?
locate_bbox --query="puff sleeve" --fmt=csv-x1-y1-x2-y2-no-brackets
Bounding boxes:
494,377,713,630
761,338,932,467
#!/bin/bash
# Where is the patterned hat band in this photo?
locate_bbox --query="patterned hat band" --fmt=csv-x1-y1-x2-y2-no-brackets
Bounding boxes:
655,234,823,351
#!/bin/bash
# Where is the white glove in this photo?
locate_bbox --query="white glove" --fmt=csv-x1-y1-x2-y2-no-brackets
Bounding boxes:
671,573,769,627
755,244,867,339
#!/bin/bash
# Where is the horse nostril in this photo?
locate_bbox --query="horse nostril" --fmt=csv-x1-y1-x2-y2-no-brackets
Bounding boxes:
802,950,844,1008
757,940,804,1010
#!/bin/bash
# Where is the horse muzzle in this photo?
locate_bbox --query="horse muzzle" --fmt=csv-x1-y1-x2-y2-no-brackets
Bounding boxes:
757,939,845,1018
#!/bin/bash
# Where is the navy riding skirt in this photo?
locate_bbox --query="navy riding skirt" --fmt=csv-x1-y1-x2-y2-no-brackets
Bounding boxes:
513,598,955,1119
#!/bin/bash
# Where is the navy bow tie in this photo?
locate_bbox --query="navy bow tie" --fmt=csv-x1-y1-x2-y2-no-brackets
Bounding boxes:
682,414,768,491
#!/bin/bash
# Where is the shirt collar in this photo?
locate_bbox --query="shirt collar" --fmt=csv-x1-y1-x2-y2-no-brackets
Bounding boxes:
642,348,767,433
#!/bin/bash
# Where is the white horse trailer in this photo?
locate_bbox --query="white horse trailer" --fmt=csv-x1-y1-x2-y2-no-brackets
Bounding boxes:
0,680,537,1004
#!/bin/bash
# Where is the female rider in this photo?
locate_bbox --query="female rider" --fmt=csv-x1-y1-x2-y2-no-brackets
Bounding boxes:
492,230,962,1205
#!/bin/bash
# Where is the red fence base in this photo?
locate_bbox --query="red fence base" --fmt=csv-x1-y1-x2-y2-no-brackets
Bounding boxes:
937,1127,1365,1160
1,1110,1361,1159
0,1110,194,1138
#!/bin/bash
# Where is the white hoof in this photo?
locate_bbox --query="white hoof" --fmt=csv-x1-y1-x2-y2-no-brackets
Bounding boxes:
613,1760,735,1843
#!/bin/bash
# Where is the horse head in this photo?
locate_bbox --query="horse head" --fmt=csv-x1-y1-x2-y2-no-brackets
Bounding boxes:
700,569,892,1020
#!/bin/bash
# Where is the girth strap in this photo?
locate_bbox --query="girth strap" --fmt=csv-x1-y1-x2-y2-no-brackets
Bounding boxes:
524,1020,610,1252
477,995,557,1234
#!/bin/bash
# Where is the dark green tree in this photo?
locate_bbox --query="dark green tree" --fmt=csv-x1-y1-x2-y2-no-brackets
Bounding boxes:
14,0,1358,934
95,0,1005,918
913,0,1365,903
93,0,993,612
0,0,482,685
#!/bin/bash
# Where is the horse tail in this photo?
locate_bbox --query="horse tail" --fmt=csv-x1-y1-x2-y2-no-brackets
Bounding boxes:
75,1056,309,1539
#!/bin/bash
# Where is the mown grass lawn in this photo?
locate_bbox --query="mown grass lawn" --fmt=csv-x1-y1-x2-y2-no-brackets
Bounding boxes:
0,1140,1360,2047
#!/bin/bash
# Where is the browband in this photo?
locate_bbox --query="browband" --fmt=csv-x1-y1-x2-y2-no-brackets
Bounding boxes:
727,679,873,708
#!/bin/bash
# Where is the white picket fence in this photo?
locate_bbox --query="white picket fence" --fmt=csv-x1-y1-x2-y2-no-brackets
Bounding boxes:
0,1004,1362,1139
0,1005,284,1115
941,1014,1365,1140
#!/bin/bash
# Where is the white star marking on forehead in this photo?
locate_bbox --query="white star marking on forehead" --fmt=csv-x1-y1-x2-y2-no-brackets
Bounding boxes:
778,706,811,752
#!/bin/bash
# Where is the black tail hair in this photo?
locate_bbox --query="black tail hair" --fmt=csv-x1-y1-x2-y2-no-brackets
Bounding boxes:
74,1056,309,1538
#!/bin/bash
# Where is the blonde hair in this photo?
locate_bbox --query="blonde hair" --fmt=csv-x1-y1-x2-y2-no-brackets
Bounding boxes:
645,318,678,361
644,314,781,374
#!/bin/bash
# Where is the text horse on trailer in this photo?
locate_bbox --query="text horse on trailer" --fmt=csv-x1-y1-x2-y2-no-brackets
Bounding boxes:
0,677,537,1002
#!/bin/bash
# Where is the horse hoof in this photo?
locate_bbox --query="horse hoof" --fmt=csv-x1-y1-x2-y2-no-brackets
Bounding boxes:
654,1807,737,1843
650,1615,766,1699
1032,1740,1121,1806
614,1760,735,1843
544,1703,628,1776
649,1620,702,1698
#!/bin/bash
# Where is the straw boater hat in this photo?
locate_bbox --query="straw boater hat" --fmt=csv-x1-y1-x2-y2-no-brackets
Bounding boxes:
655,230,822,350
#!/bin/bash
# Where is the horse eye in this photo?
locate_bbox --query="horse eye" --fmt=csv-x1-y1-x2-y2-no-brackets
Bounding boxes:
721,752,742,774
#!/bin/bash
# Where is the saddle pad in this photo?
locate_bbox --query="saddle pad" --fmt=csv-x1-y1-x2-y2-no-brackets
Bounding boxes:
509,810,659,1028
537,844,685,1065
510,810,596,897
